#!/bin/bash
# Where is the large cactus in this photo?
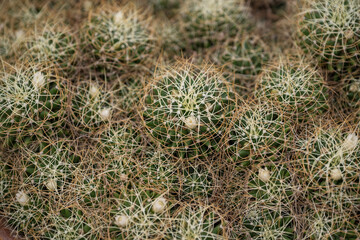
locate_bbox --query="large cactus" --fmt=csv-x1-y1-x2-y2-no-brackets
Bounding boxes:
141,61,237,159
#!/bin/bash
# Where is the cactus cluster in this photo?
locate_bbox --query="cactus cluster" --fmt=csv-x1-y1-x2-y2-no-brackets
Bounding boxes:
0,0,359,239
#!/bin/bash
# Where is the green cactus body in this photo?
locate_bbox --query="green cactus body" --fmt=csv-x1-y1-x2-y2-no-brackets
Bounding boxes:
150,0,182,17
295,126,359,204
242,203,295,240
24,26,77,71
110,185,171,239
298,0,360,78
167,204,226,240
214,35,269,96
304,208,359,240
0,65,67,149
228,103,293,165
247,165,295,205
71,82,115,132
83,5,154,71
180,0,252,50
255,60,329,120
142,62,237,159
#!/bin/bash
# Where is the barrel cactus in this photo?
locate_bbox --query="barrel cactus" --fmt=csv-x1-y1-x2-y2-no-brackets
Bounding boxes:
141,61,237,159
70,81,116,132
82,4,155,71
0,64,67,149
295,124,359,204
242,203,295,240
227,103,294,165
23,25,77,71
255,58,329,120
298,0,360,77
167,204,226,239
180,0,252,50
212,34,269,96
109,185,171,239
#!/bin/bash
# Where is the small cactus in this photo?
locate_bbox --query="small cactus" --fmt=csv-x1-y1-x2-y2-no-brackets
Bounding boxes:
227,102,294,164
23,25,77,71
82,4,155,71
109,185,171,239
255,58,329,120
70,81,117,132
298,0,360,77
342,73,360,109
212,34,270,96
242,203,295,240
141,61,237,159
0,64,67,149
167,204,226,239
180,0,252,50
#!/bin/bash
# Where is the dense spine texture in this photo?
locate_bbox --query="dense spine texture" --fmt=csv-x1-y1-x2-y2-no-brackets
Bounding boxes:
0,0,359,239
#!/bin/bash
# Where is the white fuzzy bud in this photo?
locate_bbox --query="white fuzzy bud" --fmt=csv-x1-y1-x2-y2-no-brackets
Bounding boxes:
115,215,129,227
184,115,198,129
342,133,358,151
89,85,100,98
258,168,271,182
99,108,112,120
330,168,342,180
45,178,57,191
114,11,124,25
32,72,46,89
16,191,30,206
152,197,167,213
349,82,359,92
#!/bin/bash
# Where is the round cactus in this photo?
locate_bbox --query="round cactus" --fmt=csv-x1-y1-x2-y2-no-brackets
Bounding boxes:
227,102,294,165
141,61,237,159
247,164,295,205
167,204,226,239
180,0,252,50
70,81,117,132
304,206,360,240
295,124,359,203
0,64,67,149
242,203,295,240
212,34,269,96
23,25,77,71
82,4,155,71
109,185,171,239
255,59,329,120
298,0,360,77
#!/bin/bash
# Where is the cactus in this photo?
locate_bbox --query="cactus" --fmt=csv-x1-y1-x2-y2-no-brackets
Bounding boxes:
150,0,182,17
82,4,155,72
167,204,226,239
241,203,295,240
0,64,67,149
304,205,359,240
298,0,360,78
247,164,295,205
70,81,117,133
23,25,77,71
227,102,294,165
294,124,359,204
109,185,171,239
141,61,237,159
212,34,270,96
180,0,252,50
255,58,329,120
